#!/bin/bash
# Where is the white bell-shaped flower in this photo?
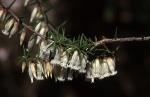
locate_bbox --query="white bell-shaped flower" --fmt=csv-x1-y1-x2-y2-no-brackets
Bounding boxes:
9,21,18,38
91,58,101,78
60,51,68,68
28,35,36,50
24,0,30,6
51,49,61,65
20,29,26,45
30,6,38,22
2,18,15,36
39,41,54,60
106,57,117,76
28,62,37,83
28,64,34,83
43,61,53,78
36,61,44,80
99,58,110,79
79,54,88,73
86,58,102,83
68,50,80,70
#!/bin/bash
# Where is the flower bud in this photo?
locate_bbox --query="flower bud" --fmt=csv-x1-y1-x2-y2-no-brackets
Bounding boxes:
79,54,88,73
20,29,26,45
24,0,30,6
60,51,68,68
36,27,46,44
2,18,14,35
30,6,38,22
28,64,34,83
29,62,37,78
9,21,18,38
28,35,35,50
68,50,79,69
36,61,44,80
22,62,26,72
106,57,117,76
35,22,42,32
51,49,61,65
44,61,53,78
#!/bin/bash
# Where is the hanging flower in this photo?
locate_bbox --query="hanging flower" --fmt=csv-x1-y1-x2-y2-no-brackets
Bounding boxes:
92,58,102,77
30,5,43,22
28,35,36,50
36,61,44,80
50,48,61,65
28,64,34,83
56,68,67,82
2,18,15,36
36,22,48,44
68,50,80,70
30,5,39,22
34,22,42,32
35,11,43,19
99,57,117,79
39,41,54,60
99,58,110,79
53,66,67,82
9,21,19,38
24,0,30,6
36,28,46,44
86,58,103,83
43,61,53,78
21,61,26,73
28,62,37,83
60,51,68,68
79,53,88,73
20,29,26,45
105,57,117,76
67,69,73,81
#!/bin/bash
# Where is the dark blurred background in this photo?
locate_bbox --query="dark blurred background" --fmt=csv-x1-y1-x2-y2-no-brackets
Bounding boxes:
0,0,150,97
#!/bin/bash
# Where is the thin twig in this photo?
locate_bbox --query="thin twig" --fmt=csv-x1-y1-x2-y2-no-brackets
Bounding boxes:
95,36,150,46
7,0,16,9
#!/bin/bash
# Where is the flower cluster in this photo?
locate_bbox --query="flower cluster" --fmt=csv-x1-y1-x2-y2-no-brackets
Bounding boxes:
21,48,117,83
86,57,117,83
0,8,19,38
0,1,118,83
22,60,53,83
